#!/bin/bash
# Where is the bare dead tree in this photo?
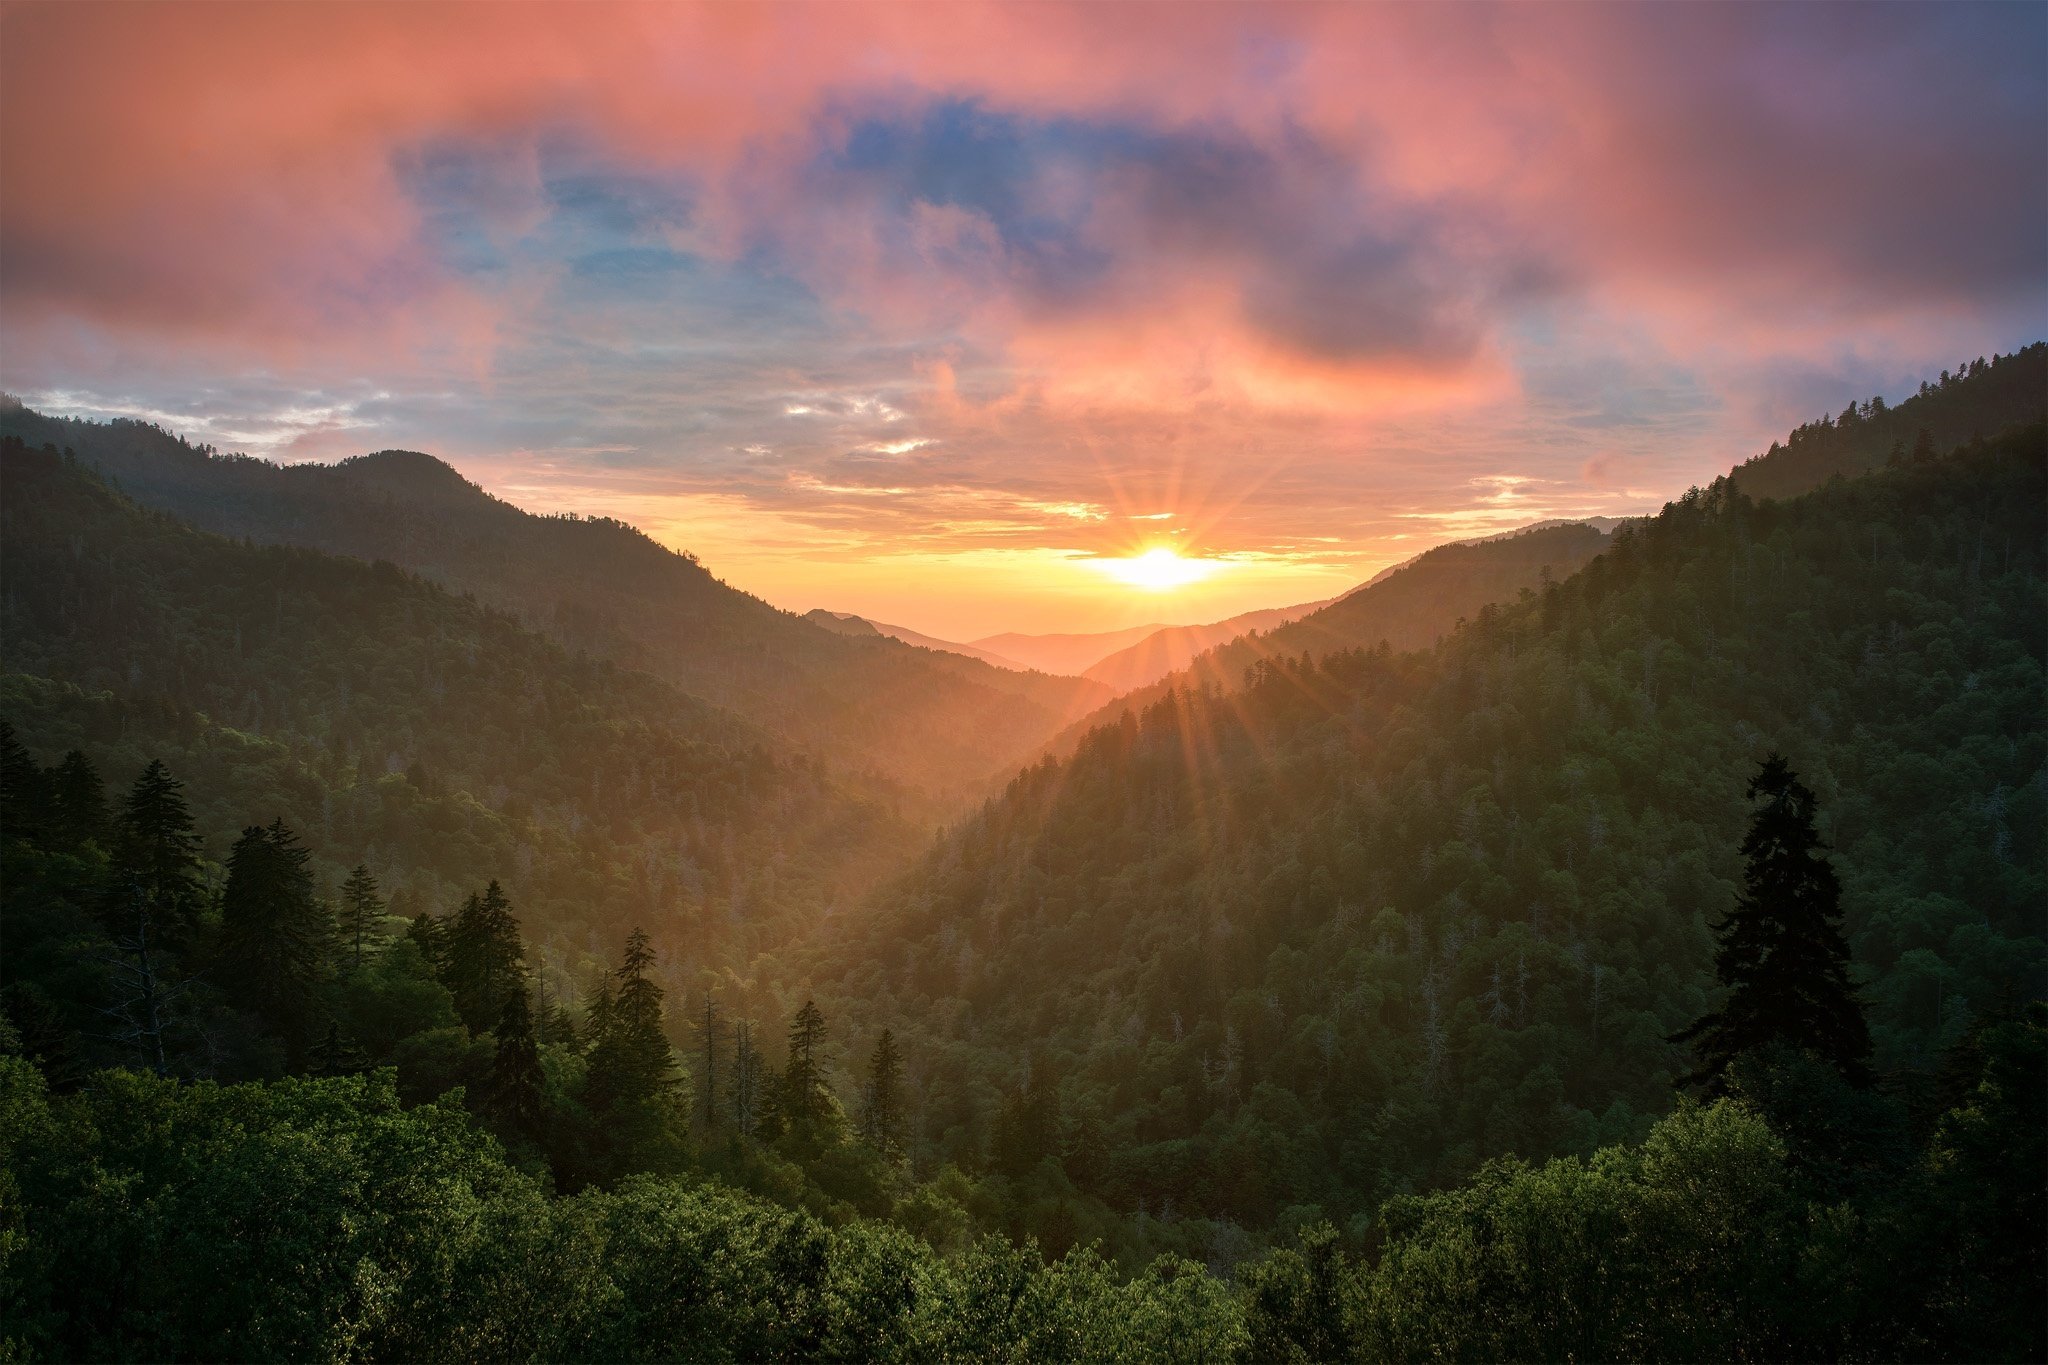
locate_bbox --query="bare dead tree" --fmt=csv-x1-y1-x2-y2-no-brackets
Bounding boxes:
94,882,189,1076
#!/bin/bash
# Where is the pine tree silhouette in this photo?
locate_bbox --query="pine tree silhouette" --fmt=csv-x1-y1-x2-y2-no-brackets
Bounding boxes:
47,751,108,851
1677,755,1873,1091
782,999,832,1134
218,818,332,1047
487,984,547,1138
310,1019,366,1077
107,759,206,951
0,719,48,845
585,928,675,1113
860,1027,903,1160
336,865,386,970
442,881,523,1032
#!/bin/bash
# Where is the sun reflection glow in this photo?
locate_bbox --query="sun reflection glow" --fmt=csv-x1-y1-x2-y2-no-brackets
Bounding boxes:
1094,546,1220,591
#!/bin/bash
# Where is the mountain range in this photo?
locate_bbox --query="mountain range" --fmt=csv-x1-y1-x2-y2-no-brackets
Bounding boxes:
0,402,1110,810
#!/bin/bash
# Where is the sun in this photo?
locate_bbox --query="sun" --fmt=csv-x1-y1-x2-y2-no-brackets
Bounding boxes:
1095,546,1219,591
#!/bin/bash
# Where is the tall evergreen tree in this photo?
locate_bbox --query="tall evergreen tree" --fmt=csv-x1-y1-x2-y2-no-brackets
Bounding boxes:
991,1057,1061,1178
861,1027,903,1159
730,1018,760,1137
217,819,332,1045
781,998,832,1134
46,751,108,851
585,929,675,1114
487,982,547,1138
1677,755,1874,1092
441,881,523,1032
309,1019,366,1077
336,864,387,970
700,994,722,1128
406,910,448,975
0,719,48,845
107,759,206,951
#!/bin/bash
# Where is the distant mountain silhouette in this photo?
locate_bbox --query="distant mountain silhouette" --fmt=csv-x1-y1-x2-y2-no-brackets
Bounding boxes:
0,408,1109,809
805,610,1035,672
971,623,1173,677
1078,595,1342,694
1045,521,1613,755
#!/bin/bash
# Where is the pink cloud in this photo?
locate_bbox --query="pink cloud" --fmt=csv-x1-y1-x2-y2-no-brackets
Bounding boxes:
5,3,2037,379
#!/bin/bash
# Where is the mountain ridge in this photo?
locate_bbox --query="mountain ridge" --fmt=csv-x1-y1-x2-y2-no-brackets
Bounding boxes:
0,408,1109,809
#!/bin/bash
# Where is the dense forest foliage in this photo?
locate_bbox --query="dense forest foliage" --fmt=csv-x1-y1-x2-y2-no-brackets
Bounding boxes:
0,402,1109,807
1731,344,2046,501
2,733,2039,1359
802,418,2046,1247
2,351,2043,1360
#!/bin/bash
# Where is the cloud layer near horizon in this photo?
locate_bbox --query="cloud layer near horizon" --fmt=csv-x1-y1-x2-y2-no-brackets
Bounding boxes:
4,1,2043,636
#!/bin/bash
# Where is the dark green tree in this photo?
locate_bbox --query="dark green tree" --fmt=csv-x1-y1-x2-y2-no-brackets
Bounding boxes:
0,719,48,844
1678,756,1873,1092
781,999,832,1134
217,819,332,1046
336,864,386,970
441,881,523,1032
991,1058,1060,1179
1,981,83,1091
309,1020,366,1077
860,1028,903,1160
46,751,108,851
699,994,721,1128
585,929,675,1114
107,759,206,951
487,982,547,1138
406,911,447,975
730,1018,761,1137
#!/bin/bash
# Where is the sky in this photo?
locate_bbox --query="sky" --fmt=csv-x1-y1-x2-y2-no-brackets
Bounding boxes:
2,2,2043,640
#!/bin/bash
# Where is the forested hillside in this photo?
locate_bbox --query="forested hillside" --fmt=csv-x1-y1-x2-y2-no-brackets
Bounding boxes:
803,424,2047,1236
1731,343,2046,501
0,403,1110,807
0,439,912,979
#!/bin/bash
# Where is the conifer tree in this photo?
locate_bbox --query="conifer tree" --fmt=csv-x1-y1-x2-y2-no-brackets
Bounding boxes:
730,1018,760,1137
107,759,206,951
585,929,675,1113
992,1058,1061,1178
582,972,617,1056
861,1027,903,1159
781,998,833,1134
441,881,524,1032
700,994,722,1128
310,1019,366,1077
336,864,386,970
46,751,108,851
487,983,547,1138
1677,755,1874,1092
537,972,578,1052
406,911,448,975
217,819,332,1045
0,719,48,845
